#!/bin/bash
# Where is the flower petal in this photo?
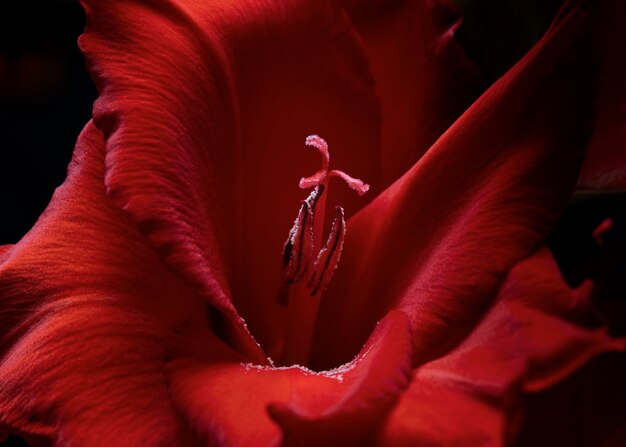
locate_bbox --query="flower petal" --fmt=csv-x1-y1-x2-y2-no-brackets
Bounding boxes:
314,0,599,369
167,310,412,446
378,249,625,446
78,0,381,352
0,245,11,260
339,0,483,185
0,296,198,447
0,122,227,356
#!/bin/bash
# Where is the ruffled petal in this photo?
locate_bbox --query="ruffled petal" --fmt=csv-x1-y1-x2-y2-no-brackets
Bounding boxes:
78,0,381,352
314,0,599,369
0,122,224,356
339,0,483,185
0,296,198,447
378,249,625,446
167,311,412,446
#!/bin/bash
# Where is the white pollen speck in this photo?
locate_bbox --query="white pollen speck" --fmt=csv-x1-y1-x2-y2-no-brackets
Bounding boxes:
239,347,374,384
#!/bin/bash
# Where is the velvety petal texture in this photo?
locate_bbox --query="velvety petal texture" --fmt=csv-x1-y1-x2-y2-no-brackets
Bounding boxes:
167,310,412,447
0,296,197,447
0,123,206,445
79,0,382,354
314,0,599,369
379,250,625,446
2,0,624,446
1,125,410,447
340,0,484,185
0,122,209,355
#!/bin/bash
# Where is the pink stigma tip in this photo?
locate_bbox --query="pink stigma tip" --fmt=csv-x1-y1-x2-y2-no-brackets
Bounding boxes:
300,135,369,197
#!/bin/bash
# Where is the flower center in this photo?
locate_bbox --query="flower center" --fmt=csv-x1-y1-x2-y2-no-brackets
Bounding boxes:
279,135,369,366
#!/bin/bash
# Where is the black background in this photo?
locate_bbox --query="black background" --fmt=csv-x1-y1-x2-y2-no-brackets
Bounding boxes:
0,0,96,245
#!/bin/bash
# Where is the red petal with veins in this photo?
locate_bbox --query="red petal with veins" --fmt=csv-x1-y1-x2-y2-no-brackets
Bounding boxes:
379,250,625,446
167,310,412,447
315,0,599,369
0,122,229,357
0,122,256,443
78,0,381,354
339,0,484,186
0,245,11,260
0,296,199,447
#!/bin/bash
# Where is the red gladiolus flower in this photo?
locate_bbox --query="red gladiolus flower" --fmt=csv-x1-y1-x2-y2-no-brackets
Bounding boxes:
1,0,625,446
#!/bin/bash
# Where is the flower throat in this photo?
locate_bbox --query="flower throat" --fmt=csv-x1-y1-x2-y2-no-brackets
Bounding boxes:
279,135,369,366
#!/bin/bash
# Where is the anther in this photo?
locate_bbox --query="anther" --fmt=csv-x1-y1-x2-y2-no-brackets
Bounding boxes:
282,185,325,284
283,201,313,284
307,206,346,296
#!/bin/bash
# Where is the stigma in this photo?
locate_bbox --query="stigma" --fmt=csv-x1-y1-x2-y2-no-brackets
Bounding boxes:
282,135,369,296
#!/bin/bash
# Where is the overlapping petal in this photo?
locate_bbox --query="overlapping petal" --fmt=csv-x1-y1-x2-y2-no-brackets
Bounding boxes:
167,310,412,446
340,0,484,185
0,122,215,356
0,122,229,443
314,0,599,369
379,250,625,446
1,0,623,445
0,295,198,447
0,124,411,446
78,0,381,353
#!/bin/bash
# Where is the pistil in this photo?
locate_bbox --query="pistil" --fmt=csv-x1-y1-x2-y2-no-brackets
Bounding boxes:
280,135,368,366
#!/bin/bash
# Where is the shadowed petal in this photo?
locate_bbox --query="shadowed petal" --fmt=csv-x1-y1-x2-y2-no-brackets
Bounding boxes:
378,249,625,446
167,311,412,446
314,0,599,369
514,353,626,447
339,0,484,185
0,296,199,447
0,122,225,356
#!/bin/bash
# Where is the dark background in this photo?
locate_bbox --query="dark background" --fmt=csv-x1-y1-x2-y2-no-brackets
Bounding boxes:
0,0,96,245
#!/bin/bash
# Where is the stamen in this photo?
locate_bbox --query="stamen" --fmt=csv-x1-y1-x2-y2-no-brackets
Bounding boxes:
282,185,325,285
278,135,369,366
304,184,325,209
283,135,369,293
307,206,346,296
282,202,313,284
